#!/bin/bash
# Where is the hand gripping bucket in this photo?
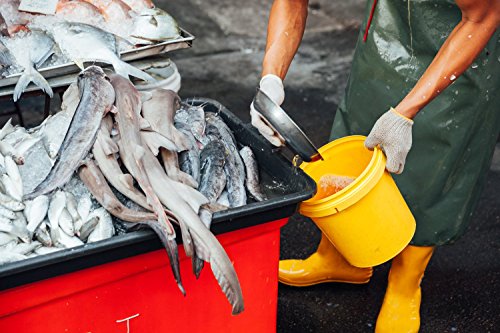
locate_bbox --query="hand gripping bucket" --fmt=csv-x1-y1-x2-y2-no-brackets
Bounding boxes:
299,136,416,267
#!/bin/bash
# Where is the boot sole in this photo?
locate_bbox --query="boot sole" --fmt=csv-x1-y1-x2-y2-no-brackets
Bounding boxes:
279,277,371,287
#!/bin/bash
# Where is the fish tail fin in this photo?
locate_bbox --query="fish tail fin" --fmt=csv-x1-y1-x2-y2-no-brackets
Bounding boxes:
171,180,208,213
14,68,53,102
144,220,185,295
171,126,191,151
177,170,198,188
113,60,155,83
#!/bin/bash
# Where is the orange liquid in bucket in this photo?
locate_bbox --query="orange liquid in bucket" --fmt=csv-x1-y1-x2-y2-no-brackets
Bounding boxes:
316,174,355,199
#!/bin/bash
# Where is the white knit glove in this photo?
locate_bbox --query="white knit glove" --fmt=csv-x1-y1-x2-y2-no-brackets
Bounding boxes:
365,108,414,174
250,74,286,147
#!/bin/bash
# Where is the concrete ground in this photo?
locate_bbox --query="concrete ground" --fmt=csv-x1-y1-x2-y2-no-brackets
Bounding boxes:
164,1,500,332
0,1,497,332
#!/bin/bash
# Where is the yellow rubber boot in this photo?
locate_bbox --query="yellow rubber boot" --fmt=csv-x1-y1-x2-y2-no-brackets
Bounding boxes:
375,245,435,333
279,234,373,286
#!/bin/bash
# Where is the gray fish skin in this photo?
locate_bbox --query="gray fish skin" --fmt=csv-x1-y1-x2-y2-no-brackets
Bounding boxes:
205,113,246,208
217,190,230,208
141,89,190,151
161,148,198,188
1,30,55,101
177,124,201,185
25,66,115,200
51,22,154,82
199,140,227,204
110,74,183,293
92,119,151,210
78,159,157,223
77,216,99,242
239,147,267,202
175,105,206,143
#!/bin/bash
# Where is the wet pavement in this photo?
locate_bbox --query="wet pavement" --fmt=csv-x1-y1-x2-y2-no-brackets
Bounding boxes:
166,1,500,332
0,0,498,332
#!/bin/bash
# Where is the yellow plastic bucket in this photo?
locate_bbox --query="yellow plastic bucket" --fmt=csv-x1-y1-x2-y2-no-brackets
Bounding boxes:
299,135,416,268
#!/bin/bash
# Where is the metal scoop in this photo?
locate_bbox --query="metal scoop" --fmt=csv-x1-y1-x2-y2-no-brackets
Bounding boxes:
252,88,323,162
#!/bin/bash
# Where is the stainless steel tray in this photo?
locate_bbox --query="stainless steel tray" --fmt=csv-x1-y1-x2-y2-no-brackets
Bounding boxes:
0,57,176,98
0,28,194,89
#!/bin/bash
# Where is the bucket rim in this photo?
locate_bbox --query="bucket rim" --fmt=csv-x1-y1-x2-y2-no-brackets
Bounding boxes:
299,135,386,217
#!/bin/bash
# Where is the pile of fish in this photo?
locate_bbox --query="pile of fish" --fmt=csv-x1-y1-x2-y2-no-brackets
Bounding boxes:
0,65,268,315
0,0,181,100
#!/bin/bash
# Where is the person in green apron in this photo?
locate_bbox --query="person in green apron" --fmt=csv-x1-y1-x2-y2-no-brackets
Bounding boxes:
250,0,500,331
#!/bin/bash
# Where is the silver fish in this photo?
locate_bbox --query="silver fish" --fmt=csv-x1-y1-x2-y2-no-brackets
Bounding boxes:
48,190,66,231
0,251,27,264
87,208,114,243
199,140,227,204
12,212,30,243
10,241,42,255
59,208,75,236
25,195,49,234
35,246,62,255
65,192,81,224
175,104,206,143
2,174,22,201
0,30,55,101
55,227,84,248
239,147,267,202
0,140,23,164
77,216,99,242
25,66,115,200
0,231,17,246
76,195,92,228
51,22,154,82
0,205,16,219
205,113,246,208
34,222,52,247
176,123,201,185
4,155,22,199
130,8,181,43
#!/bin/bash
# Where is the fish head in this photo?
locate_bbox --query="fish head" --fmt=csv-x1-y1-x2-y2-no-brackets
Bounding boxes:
79,65,106,79
130,8,180,42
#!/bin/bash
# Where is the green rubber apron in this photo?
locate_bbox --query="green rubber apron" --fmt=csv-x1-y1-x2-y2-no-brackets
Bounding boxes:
331,0,500,246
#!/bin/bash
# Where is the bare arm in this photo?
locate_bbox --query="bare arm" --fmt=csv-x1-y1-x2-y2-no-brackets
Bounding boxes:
396,0,500,119
261,0,309,79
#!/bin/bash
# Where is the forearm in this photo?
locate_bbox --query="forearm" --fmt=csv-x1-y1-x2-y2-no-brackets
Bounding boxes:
262,0,308,79
396,1,499,119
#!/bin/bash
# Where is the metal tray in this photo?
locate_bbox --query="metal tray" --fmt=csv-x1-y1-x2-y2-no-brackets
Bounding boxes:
0,28,195,89
0,98,316,290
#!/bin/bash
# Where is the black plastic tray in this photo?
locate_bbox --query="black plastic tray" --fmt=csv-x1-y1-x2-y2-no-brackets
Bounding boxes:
0,98,316,291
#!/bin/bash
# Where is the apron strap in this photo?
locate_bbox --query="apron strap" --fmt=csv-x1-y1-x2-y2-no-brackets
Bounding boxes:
363,0,378,42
